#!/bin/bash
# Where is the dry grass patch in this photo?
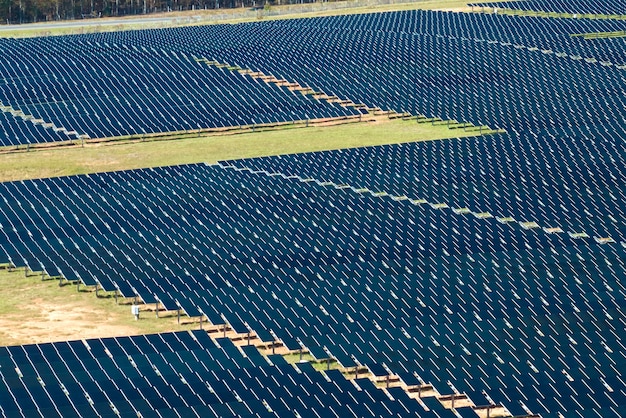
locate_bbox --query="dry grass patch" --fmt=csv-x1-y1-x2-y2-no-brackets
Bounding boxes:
0,267,198,346
0,117,486,182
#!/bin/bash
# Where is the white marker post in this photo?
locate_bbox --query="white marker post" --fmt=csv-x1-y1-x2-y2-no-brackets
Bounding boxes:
132,304,140,320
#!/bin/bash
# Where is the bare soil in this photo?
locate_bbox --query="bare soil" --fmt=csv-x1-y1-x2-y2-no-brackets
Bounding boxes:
0,301,139,346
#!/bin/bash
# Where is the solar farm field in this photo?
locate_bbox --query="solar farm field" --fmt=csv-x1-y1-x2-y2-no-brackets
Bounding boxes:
1,2,626,418
475,0,626,17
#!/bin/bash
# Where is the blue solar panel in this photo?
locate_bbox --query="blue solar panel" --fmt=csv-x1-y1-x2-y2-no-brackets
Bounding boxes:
1,8,625,418
474,0,626,15
1,8,625,147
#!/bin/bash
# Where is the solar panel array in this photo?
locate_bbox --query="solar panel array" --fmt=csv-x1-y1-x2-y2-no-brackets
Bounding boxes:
1,158,625,417
83,10,626,65
223,127,626,243
2,9,626,146
220,136,626,416
0,330,439,417
69,11,626,135
1,7,626,418
0,39,358,146
475,0,626,16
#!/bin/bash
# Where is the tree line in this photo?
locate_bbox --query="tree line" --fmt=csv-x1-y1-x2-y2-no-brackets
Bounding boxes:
1,0,308,24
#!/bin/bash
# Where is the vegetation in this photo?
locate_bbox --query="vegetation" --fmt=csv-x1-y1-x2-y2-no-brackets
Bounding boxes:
0,267,199,346
571,30,626,40
0,117,488,182
1,0,442,25
493,7,626,20
2,0,279,24
282,352,342,372
0,0,500,351
0,0,479,38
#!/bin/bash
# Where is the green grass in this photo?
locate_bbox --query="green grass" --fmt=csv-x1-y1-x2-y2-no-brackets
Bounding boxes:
0,118,490,346
571,30,626,39
0,25,124,38
0,118,487,182
282,353,342,371
495,8,626,20
260,0,476,21
0,0,499,349
0,267,199,346
0,0,479,38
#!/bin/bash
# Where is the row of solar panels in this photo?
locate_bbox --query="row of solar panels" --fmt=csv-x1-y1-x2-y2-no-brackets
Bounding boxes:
0,49,357,146
222,128,625,244
52,9,625,134
1,9,625,146
1,160,624,417
1,329,468,418
474,0,626,16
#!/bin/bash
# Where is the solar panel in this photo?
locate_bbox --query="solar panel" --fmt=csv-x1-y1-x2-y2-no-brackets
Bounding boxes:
366,363,388,378
114,280,135,298
175,299,201,318
0,9,625,418
226,318,249,335
156,294,178,312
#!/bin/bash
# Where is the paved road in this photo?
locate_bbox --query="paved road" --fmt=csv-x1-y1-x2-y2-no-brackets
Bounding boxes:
0,15,198,32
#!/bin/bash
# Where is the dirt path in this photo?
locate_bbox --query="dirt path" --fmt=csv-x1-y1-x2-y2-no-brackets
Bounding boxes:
0,300,141,346
0,269,195,347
